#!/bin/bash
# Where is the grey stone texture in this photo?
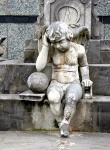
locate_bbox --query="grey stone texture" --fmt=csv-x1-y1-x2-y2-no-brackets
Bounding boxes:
0,62,36,94
94,0,110,16
0,62,52,94
87,40,110,64
0,96,55,130
0,95,110,132
94,0,110,39
0,94,93,131
0,61,110,96
27,72,49,93
44,0,92,33
1,131,110,150
1,24,36,60
89,64,110,95
0,0,40,15
0,0,40,60
93,96,110,133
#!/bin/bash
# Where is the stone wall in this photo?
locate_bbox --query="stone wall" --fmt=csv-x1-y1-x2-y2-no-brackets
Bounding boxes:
0,0,110,60
0,0,40,60
94,0,110,39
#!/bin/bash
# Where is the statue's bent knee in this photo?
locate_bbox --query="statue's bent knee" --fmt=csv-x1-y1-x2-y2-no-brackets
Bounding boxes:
47,90,61,103
65,93,76,105
47,85,63,103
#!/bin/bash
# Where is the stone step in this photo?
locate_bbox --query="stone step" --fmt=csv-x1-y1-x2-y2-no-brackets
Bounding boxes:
0,62,109,95
88,40,110,64
0,94,110,133
89,64,110,95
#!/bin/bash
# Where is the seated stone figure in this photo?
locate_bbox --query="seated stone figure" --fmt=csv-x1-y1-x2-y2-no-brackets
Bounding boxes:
36,22,92,137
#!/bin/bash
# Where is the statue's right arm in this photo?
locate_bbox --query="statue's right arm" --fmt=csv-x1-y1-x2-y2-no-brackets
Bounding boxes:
36,45,49,71
36,34,49,72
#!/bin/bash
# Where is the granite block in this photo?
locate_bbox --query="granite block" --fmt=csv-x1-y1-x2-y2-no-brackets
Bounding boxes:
0,23,36,60
0,100,34,130
0,0,8,15
93,96,110,132
7,24,36,60
0,63,52,94
89,65,110,95
87,40,100,64
0,0,40,15
0,63,36,94
100,40,110,63
94,0,110,16
103,24,110,39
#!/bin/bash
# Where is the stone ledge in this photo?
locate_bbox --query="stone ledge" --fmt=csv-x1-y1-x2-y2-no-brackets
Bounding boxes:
0,92,45,102
19,90,45,101
0,95,110,132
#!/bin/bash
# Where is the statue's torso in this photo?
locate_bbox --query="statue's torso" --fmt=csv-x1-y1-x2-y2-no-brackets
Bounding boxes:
52,43,81,84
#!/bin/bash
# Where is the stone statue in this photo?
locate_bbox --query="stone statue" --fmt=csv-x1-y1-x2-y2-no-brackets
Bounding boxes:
36,22,93,137
0,37,6,56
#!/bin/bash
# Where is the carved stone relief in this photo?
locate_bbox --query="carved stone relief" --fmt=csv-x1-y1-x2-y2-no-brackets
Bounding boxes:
55,3,81,28
44,0,92,33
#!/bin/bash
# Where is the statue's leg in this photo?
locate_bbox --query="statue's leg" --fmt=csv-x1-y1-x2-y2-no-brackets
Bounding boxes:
60,83,82,137
47,84,64,126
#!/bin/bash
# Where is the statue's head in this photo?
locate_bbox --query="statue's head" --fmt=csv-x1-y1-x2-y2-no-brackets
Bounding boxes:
45,22,73,52
46,22,73,42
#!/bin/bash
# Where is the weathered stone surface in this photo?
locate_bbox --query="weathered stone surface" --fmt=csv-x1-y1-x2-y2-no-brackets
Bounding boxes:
0,63,36,94
0,95,55,130
24,39,38,63
94,0,110,39
0,62,109,95
100,40,110,63
0,94,93,131
0,100,34,130
19,90,45,101
0,23,36,60
0,0,40,15
70,98,93,132
93,96,110,132
87,40,100,64
103,24,110,39
1,95,110,132
8,24,36,60
87,40,110,64
0,63,52,94
44,0,92,33
94,0,110,16
27,72,49,93
89,64,110,95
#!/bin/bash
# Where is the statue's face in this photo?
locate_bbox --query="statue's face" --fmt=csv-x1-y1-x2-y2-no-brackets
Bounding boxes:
51,37,70,52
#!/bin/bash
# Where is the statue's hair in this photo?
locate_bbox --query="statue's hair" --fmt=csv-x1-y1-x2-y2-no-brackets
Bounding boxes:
46,22,73,42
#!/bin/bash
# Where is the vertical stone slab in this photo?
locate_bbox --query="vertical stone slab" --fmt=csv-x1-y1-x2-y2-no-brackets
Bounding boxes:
94,0,110,16
44,0,92,33
94,0,110,39
0,0,8,15
87,40,100,64
7,24,36,60
100,40,110,63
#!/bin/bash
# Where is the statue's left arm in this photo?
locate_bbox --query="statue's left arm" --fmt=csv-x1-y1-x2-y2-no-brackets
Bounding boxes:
78,46,93,87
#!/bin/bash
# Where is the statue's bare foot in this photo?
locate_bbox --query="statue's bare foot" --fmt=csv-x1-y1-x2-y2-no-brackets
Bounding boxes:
60,123,69,137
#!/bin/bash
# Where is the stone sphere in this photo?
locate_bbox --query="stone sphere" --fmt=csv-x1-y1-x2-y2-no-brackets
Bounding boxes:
27,72,49,93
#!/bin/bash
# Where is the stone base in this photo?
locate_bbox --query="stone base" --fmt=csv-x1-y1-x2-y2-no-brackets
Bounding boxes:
0,94,110,132
19,90,45,101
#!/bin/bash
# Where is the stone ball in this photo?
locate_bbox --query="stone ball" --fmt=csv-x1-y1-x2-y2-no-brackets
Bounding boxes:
27,72,49,93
